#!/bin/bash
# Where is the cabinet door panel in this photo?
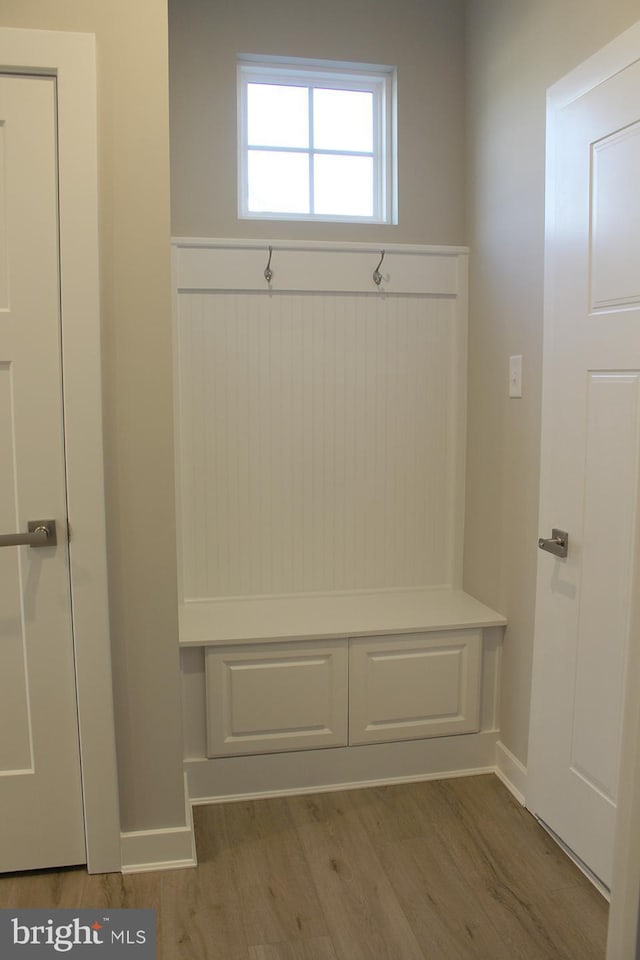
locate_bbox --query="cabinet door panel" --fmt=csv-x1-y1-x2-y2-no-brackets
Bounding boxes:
206,640,348,757
349,631,481,745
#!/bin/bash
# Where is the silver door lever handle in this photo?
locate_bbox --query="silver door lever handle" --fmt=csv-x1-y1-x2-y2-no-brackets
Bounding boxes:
0,519,57,548
538,528,568,558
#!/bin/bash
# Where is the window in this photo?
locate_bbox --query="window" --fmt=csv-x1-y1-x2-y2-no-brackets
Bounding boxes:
238,56,397,224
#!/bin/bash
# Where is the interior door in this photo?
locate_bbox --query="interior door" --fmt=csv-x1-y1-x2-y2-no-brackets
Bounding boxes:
0,74,85,871
527,53,640,889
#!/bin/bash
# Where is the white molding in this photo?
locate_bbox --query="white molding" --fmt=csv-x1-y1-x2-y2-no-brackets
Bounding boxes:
191,766,498,807
495,741,527,806
120,827,196,875
172,238,468,295
186,729,499,803
452,254,468,588
121,775,196,875
548,19,640,110
172,236,469,255
0,27,120,874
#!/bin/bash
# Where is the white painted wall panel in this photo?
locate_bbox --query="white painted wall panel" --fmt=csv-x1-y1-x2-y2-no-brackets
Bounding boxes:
177,290,458,599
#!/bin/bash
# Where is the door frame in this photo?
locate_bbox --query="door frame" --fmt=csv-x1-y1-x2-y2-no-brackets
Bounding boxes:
540,19,640,958
0,27,121,873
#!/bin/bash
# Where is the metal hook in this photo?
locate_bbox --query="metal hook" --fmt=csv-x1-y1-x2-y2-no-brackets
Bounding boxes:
373,249,385,287
264,245,274,284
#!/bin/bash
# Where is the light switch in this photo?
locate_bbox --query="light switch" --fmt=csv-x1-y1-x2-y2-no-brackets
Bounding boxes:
509,355,523,398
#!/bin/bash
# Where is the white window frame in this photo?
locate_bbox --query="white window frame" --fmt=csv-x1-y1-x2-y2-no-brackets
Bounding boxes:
237,55,397,224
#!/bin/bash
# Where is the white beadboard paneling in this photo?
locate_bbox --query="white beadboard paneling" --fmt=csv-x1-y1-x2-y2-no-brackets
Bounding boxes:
177,291,459,599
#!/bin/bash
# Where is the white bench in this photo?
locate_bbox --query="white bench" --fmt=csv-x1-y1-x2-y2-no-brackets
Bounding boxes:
181,588,507,802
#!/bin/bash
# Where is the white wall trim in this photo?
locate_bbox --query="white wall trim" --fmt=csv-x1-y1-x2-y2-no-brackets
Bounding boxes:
0,27,120,874
121,775,196,875
495,741,527,806
548,19,640,110
192,766,498,807
173,236,469,255
120,826,196,875
186,730,499,803
172,237,468,295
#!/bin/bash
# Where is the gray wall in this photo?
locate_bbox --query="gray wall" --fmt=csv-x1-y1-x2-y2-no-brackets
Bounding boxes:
169,0,467,245
6,0,637,842
464,0,639,766
0,0,187,834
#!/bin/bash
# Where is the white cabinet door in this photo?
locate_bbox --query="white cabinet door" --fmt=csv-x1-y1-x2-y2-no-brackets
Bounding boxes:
349,631,482,746
528,47,640,889
206,640,348,757
0,76,85,871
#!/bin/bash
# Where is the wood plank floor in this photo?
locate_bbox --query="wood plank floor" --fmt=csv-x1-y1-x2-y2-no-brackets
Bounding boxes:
0,775,608,959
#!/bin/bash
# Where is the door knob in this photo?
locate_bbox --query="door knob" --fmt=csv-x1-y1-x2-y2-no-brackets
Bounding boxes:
0,519,57,548
538,528,568,558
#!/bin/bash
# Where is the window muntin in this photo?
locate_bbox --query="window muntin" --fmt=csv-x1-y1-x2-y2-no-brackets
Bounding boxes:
238,58,396,224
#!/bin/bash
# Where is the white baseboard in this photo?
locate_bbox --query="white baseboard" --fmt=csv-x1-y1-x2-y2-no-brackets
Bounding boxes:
495,740,527,805
191,765,498,807
186,730,499,804
121,774,197,874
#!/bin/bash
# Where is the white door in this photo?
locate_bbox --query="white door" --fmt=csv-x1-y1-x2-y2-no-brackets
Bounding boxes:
0,74,85,871
528,51,640,889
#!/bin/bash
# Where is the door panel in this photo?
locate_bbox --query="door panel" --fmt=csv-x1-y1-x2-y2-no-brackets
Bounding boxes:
529,58,640,888
0,364,32,772
0,75,85,871
571,373,639,804
590,122,640,310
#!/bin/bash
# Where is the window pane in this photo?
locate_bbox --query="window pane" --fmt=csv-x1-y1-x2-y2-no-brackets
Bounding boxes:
248,150,309,213
247,84,308,148
313,89,373,153
314,154,373,217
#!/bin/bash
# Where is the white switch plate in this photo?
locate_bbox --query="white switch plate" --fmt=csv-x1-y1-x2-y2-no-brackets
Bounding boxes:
509,355,523,398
